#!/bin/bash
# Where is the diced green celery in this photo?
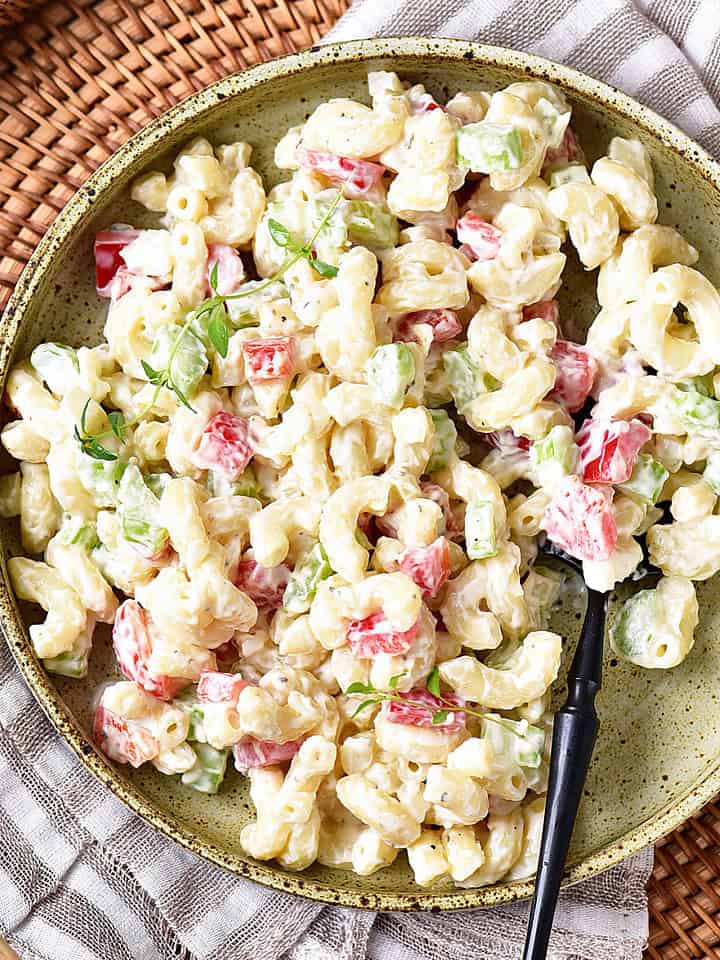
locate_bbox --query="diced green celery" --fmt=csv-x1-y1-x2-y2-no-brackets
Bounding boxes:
175,692,208,743
609,589,658,661
30,343,78,396
456,122,524,173
150,324,208,402
427,409,457,473
207,466,260,498
226,280,286,329
355,527,373,551
58,516,100,550
443,346,497,412
346,200,399,250
548,164,591,188
284,542,333,614
534,97,571,149
530,425,578,487
145,472,172,499
465,501,497,560
424,358,453,408
77,453,125,508
482,714,545,769
618,454,669,504
117,462,168,557
366,343,415,409
43,622,93,678
671,387,720,435
704,453,720,495
677,374,715,397
181,742,228,795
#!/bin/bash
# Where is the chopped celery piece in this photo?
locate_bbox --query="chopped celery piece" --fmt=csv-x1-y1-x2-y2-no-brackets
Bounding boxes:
346,200,399,250
465,501,497,560
150,324,208,402
456,122,524,173
609,589,657,661
548,164,590,188
427,409,457,473
283,542,333,614
181,743,228,795
225,280,286,329
704,453,720,495
443,346,496,412
366,343,415,409
30,342,78,396
530,425,578,487
482,714,544,769
43,622,93,679
175,692,207,743
77,453,125,507
677,374,715,397
524,566,564,630
671,387,720,435
618,454,669,504
58,517,100,550
208,466,260,498
355,526,373,551
145,472,171,499
534,97,571,149
117,463,168,557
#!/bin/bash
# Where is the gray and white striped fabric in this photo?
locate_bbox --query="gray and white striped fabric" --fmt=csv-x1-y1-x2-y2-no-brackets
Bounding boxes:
3,0,719,957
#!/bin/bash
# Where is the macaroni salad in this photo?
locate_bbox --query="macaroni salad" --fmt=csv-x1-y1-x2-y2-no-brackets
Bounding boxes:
1,71,713,887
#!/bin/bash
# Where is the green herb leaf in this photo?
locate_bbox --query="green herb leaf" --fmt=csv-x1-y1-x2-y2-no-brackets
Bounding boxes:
351,698,380,719
209,260,220,293
170,380,196,412
345,680,376,695
207,304,230,358
426,666,441,697
74,425,118,462
431,710,449,725
268,218,292,248
389,672,406,690
79,398,91,435
310,257,339,278
141,360,165,386
107,411,126,440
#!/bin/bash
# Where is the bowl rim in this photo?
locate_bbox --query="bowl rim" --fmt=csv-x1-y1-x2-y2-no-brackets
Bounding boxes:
2,35,720,911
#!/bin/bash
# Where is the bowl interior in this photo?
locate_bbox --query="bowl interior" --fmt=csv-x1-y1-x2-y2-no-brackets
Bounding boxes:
3,40,720,909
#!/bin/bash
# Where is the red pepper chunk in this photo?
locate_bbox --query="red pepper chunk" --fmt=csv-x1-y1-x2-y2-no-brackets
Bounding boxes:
577,417,651,484
386,688,466,732
112,599,188,701
242,337,296,383
197,671,250,705
399,537,451,599
295,147,386,197
193,411,254,480
456,212,502,262
233,555,291,611
549,340,598,413
206,243,245,296
94,229,140,297
543,475,617,562
346,611,419,658
233,736,304,772
395,308,462,345
522,299,560,327
93,705,159,767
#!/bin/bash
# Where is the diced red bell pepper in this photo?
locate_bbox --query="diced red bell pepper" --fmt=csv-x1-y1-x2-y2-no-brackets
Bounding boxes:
197,670,250,706
543,474,617,561
455,212,502,262
93,705,159,767
485,430,531,452
193,411,254,480
233,554,291,611
112,599,188,701
399,537,451,599
407,88,445,114
386,688,465,732
549,340,598,414
542,126,583,173
94,229,140,297
207,243,245,296
577,417,651,484
522,299,560,328
242,337,296,383
233,736,304,772
395,308,462,345
347,611,420,658
419,480,464,540
296,147,386,198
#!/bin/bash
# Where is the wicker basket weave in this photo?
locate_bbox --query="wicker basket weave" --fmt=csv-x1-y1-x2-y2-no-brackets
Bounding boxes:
0,2,718,957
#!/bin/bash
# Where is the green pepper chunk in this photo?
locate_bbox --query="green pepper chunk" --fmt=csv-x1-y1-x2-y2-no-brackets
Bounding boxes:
181,743,229,795
457,122,524,172
427,409,457,473
366,343,416,409
465,501,497,560
283,543,333,614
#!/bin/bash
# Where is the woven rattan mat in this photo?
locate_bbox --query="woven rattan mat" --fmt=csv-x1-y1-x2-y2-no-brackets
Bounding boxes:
0,1,718,957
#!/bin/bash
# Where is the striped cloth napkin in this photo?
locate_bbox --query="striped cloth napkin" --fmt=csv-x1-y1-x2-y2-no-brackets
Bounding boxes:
2,1,719,957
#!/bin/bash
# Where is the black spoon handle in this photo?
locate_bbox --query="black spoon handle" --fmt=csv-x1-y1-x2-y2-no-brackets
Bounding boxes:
522,587,608,960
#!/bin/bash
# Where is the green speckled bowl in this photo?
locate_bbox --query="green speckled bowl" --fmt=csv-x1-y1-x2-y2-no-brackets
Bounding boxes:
2,37,720,910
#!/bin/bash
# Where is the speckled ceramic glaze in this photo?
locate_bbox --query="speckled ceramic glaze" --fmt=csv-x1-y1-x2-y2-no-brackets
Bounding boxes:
2,37,720,910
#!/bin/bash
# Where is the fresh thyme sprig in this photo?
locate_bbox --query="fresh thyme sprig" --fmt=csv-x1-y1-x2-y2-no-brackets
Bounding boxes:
75,189,344,461
345,666,488,726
